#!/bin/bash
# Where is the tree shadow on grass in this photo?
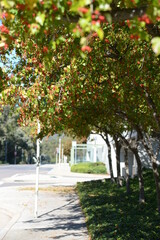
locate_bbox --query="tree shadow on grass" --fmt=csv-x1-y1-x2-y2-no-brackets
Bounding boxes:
77,172,160,240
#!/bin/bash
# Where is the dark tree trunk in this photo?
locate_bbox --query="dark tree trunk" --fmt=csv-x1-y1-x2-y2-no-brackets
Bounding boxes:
136,127,160,213
141,91,160,210
132,148,145,203
124,148,130,194
119,133,145,202
144,90,160,130
105,134,114,180
114,137,122,186
151,155,160,213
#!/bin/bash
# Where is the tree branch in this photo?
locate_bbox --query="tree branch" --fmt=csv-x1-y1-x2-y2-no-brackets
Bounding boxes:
62,5,159,37
111,6,147,22
63,6,147,23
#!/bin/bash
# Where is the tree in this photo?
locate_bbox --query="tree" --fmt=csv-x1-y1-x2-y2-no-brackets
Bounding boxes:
0,106,36,164
119,132,145,203
0,0,159,56
0,0,160,211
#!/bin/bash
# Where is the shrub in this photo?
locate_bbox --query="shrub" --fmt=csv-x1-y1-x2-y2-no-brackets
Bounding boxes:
71,162,107,174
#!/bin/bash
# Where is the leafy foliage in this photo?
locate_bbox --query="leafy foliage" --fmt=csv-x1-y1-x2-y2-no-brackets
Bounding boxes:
40,135,59,163
0,0,159,140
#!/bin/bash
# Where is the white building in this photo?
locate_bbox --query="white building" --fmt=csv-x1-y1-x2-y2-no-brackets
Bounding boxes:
87,133,138,177
70,133,138,178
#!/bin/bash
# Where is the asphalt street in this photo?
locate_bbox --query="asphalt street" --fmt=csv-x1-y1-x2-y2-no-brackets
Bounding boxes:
0,164,110,187
0,164,54,187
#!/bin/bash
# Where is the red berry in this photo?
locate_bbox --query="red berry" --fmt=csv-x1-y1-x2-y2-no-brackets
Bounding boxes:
81,45,92,53
78,7,89,14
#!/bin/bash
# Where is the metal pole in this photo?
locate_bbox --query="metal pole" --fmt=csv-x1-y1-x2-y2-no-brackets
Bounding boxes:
14,145,17,164
5,140,7,163
62,144,64,163
35,120,40,218
59,138,61,164
21,148,23,163
56,153,58,164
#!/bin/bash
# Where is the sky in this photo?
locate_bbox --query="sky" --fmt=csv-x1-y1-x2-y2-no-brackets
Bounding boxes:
0,20,19,69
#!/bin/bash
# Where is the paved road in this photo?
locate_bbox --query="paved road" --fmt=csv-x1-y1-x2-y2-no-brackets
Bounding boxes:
0,163,110,187
0,164,110,240
0,164,54,187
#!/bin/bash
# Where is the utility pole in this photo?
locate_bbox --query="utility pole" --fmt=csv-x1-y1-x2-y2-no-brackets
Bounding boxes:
34,120,40,218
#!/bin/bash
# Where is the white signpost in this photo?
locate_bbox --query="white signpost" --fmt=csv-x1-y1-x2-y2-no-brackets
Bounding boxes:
34,120,40,218
59,138,61,164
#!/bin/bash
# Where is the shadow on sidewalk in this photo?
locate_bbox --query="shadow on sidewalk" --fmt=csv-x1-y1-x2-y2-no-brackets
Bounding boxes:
22,194,88,240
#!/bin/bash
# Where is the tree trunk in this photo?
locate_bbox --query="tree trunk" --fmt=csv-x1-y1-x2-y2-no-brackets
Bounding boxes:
105,134,114,180
136,127,160,213
132,149,145,203
114,137,122,186
144,90,160,130
124,147,130,194
119,132,145,203
151,155,160,213
145,144,160,213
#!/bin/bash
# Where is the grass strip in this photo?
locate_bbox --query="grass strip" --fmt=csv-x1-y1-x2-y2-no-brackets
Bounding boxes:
76,169,160,240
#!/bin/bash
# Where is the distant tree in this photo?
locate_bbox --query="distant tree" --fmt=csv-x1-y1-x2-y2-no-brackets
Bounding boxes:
40,134,87,163
0,106,36,164
40,135,59,163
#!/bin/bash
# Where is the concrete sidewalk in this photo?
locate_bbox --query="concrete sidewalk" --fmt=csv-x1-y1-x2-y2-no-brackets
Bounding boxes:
0,186,89,240
0,164,109,239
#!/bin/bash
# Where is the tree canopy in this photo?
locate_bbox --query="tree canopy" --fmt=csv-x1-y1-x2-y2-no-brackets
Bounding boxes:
1,0,160,212
0,0,159,139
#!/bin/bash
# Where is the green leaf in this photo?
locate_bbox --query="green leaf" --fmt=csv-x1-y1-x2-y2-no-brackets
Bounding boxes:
79,18,89,28
96,28,104,40
99,4,111,11
105,13,112,23
51,41,56,49
0,42,5,48
80,37,87,45
29,23,40,35
58,36,66,42
80,51,87,58
71,0,90,12
151,37,160,55
1,0,15,8
36,13,45,26
2,91,5,98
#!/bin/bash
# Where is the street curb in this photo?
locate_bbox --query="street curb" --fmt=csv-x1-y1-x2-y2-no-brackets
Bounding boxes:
0,210,23,240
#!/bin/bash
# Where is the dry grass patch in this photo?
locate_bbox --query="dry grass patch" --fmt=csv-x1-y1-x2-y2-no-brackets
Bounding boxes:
19,186,75,193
